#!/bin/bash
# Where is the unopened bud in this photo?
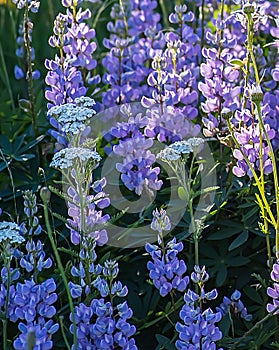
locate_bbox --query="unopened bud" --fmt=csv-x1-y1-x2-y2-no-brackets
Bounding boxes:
250,84,263,103
40,186,51,204
243,3,256,15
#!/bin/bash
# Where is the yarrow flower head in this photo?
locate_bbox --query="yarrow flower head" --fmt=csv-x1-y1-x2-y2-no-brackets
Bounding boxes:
157,147,180,161
50,147,101,169
0,222,25,245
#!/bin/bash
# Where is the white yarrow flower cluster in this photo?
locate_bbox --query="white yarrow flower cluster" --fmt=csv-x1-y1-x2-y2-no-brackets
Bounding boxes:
50,147,102,169
47,97,96,135
0,221,25,245
169,140,193,155
157,148,181,161
157,138,204,162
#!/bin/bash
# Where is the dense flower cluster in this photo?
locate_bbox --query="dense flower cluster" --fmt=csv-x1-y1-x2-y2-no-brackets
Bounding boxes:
0,221,25,246
47,96,97,150
102,0,162,106
70,259,137,349
45,0,98,108
11,278,59,349
70,299,137,349
176,266,223,350
146,209,189,297
231,108,275,177
66,173,110,246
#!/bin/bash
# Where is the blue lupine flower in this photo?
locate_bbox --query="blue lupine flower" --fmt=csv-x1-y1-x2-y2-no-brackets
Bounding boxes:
146,209,189,297
176,266,223,350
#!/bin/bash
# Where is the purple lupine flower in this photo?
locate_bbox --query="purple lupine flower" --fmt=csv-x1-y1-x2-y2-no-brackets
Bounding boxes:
151,208,171,234
66,172,110,246
199,47,241,115
144,105,200,143
102,0,162,106
69,239,102,298
69,256,137,349
114,133,162,196
176,265,223,350
22,190,42,236
217,289,252,321
267,261,279,314
70,299,137,349
12,0,40,12
45,0,98,109
146,209,189,297
13,278,58,323
231,108,276,178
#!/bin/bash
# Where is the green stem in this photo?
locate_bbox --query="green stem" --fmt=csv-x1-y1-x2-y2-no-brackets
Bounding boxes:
23,3,38,138
246,11,279,258
229,305,279,350
59,317,71,350
2,258,11,350
42,195,78,350
255,101,279,258
158,0,168,29
227,120,276,229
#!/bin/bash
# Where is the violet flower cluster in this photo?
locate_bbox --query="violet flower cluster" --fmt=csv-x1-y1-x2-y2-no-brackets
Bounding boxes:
231,107,275,177
199,47,241,118
142,4,201,142
145,209,189,297
106,106,162,195
102,0,162,106
45,0,98,108
176,266,223,350
19,191,52,275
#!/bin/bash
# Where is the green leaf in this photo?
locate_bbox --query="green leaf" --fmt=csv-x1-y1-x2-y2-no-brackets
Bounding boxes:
20,135,45,153
18,98,31,112
216,265,227,286
0,134,12,153
229,59,244,67
228,230,249,251
13,154,35,162
155,335,175,350
178,186,188,200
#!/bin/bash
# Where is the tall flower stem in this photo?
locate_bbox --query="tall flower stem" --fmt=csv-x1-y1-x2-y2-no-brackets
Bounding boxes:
23,3,38,138
246,12,279,258
41,190,77,350
2,258,11,350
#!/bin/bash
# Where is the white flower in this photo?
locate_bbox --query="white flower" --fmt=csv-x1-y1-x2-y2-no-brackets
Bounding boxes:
169,140,193,155
187,137,204,148
50,147,102,169
157,147,180,161
0,222,25,245
47,98,96,135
